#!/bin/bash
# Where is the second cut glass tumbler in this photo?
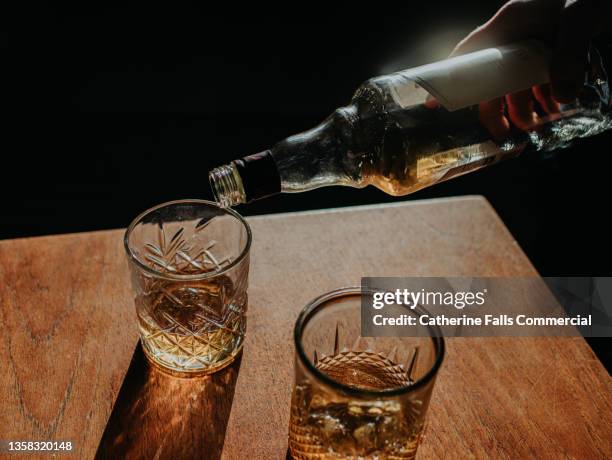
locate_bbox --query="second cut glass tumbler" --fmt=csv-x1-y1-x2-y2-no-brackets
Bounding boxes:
124,199,251,376
289,287,444,459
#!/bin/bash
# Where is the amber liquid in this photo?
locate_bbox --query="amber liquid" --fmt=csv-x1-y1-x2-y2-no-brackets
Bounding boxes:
289,351,423,459
369,141,509,196
137,276,245,375
367,107,612,197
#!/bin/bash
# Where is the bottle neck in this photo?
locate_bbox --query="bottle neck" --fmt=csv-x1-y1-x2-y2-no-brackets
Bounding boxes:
272,104,364,191
210,105,363,206
209,150,281,207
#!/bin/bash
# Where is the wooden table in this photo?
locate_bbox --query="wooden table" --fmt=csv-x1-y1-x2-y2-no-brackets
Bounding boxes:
1,196,610,459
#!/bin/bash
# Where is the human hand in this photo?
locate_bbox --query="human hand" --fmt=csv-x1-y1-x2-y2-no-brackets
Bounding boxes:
447,0,610,140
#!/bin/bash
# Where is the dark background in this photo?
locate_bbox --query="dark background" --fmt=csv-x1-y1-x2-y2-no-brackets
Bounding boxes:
3,2,610,367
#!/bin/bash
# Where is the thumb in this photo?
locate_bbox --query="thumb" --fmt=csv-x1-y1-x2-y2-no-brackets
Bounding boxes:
450,1,550,57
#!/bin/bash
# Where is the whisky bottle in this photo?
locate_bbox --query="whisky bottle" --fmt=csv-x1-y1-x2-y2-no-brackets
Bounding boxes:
209,40,610,207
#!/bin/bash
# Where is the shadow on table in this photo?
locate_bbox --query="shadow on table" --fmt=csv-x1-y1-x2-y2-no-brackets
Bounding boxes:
95,344,242,460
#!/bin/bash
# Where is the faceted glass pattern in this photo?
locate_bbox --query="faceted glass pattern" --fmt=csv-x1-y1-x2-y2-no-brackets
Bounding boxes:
124,200,251,376
290,288,444,459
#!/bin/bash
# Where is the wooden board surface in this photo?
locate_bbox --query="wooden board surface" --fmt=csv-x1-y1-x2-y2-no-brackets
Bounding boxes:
1,196,610,459
94,347,242,459
224,197,612,459
0,231,137,459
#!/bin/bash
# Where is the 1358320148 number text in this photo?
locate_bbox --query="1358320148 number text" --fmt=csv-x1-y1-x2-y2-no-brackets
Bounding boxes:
1,441,73,453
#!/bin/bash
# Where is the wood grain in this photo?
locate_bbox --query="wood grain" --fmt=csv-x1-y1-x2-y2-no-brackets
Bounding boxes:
0,231,137,459
0,196,610,459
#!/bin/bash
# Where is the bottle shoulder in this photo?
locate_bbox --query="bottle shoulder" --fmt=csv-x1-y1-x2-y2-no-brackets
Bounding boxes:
353,74,430,114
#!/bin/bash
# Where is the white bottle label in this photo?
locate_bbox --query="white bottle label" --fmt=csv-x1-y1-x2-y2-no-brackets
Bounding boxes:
391,40,551,112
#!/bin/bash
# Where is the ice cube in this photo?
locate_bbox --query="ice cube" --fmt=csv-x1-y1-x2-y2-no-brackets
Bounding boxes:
353,422,378,452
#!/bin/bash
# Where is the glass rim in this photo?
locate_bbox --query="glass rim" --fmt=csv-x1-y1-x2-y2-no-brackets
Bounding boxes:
294,286,445,397
123,199,252,281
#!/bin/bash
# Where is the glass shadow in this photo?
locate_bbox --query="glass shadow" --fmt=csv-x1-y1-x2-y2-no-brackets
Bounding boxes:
95,343,242,460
